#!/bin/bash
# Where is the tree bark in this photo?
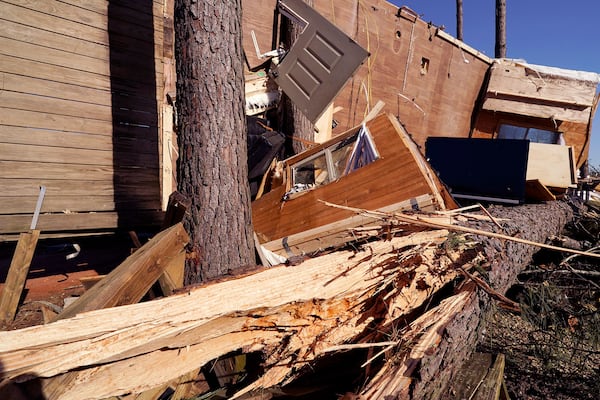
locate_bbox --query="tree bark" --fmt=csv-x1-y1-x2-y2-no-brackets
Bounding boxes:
456,0,463,41
174,0,255,283
495,0,507,58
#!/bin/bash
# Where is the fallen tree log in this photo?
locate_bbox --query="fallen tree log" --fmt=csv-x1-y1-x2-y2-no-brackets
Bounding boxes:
0,201,575,399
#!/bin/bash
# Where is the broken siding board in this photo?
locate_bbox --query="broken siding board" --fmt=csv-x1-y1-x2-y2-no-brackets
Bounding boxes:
486,63,597,107
481,97,592,124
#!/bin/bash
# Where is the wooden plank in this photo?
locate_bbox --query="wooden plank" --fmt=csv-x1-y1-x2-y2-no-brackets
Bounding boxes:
0,73,157,111
1,0,162,46
0,36,164,86
526,143,576,188
0,195,160,216
0,160,158,181
0,54,162,98
0,17,108,60
481,97,591,124
487,63,597,107
0,210,164,235
0,90,112,123
0,230,40,323
50,223,188,322
39,223,187,400
0,142,158,166
0,179,159,199
158,192,192,295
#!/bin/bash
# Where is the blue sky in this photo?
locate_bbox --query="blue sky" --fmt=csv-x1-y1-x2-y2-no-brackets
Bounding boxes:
391,1,600,167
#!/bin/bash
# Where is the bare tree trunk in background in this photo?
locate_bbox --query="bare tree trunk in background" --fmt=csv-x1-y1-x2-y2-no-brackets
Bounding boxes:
495,0,507,58
281,0,315,155
174,0,255,283
456,0,463,41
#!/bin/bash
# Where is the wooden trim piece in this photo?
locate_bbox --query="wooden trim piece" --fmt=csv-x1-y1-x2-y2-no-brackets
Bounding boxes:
435,28,493,64
0,230,40,323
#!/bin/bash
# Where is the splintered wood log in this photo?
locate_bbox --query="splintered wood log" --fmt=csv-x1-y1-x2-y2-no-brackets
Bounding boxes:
0,229,40,324
0,229,467,399
50,223,188,322
0,201,574,400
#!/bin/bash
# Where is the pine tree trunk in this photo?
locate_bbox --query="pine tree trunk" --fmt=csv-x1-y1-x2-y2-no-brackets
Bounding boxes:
495,0,507,58
456,0,463,41
174,0,255,283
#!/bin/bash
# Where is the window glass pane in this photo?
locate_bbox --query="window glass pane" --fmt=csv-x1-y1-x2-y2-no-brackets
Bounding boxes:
526,128,560,144
330,134,357,179
498,124,560,144
293,153,330,187
498,124,527,140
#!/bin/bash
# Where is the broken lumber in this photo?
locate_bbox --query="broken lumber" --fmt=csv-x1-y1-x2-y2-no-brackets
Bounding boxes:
49,223,188,322
0,229,469,399
0,229,40,324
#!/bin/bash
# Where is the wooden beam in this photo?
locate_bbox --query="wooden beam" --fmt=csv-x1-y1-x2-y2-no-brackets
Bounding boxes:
50,223,188,322
158,192,191,295
0,230,40,324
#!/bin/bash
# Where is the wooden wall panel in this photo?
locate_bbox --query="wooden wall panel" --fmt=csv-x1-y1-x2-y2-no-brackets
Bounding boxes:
0,0,167,235
252,114,442,242
242,1,491,151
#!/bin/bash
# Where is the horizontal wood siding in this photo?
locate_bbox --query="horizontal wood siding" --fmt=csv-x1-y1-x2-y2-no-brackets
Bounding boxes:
0,0,167,235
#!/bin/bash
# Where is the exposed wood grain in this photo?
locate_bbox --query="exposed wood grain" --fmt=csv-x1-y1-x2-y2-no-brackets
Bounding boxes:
486,63,597,107
0,230,40,323
0,230,457,399
50,223,188,322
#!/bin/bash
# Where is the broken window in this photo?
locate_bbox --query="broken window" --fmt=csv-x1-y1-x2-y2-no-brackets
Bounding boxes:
497,124,563,144
286,125,379,199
